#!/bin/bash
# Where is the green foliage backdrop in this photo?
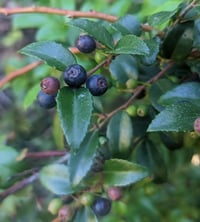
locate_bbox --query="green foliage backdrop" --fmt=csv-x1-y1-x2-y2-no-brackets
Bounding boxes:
0,0,200,221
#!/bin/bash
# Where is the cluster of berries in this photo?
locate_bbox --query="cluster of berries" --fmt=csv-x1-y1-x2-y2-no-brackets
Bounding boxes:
37,34,108,109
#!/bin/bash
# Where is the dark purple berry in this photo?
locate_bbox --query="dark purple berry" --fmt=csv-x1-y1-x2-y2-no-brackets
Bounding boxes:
40,76,60,95
86,74,108,96
76,35,96,53
92,197,111,217
37,90,56,109
63,64,87,88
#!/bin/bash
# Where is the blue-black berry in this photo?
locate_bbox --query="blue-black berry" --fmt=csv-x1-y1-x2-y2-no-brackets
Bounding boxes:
92,197,111,217
86,74,108,96
76,35,96,53
37,90,56,109
63,64,87,88
40,76,60,95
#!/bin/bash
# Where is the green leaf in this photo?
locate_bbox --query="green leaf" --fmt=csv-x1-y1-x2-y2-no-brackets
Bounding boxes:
148,10,177,26
112,14,141,36
0,145,18,166
69,19,114,49
69,131,99,186
149,78,176,111
57,87,93,150
109,54,138,84
193,19,200,50
23,84,40,109
108,35,149,55
39,164,74,195
141,38,160,65
136,140,167,180
159,82,200,106
19,41,76,71
107,111,133,158
103,159,149,186
74,207,98,222
147,102,200,132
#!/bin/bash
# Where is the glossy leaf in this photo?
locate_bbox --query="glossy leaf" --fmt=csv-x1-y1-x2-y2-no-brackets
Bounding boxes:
148,10,177,26
69,19,114,49
74,207,98,222
194,19,200,49
159,82,200,106
109,54,138,84
107,111,133,158
57,87,93,150
149,79,176,111
103,159,149,186
112,14,141,36
19,41,76,71
108,35,149,55
69,131,99,186
147,102,200,132
23,84,40,109
39,164,74,195
0,145,18,166
136,140,167,180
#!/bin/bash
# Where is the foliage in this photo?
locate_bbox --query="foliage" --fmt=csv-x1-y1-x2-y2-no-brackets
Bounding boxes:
0,0,200,221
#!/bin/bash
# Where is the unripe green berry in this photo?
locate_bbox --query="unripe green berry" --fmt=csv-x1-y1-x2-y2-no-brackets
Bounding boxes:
125,79,138,89
48,198,63,215
80,193,94,206
137,104,149,117
126,105,138,117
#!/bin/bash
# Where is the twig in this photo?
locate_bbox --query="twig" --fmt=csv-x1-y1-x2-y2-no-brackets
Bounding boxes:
0,61,42,88
174,0,198,25
0,172,39,202
93,62,174,130
0,153,69,202
25,151,66,159
0,6,118,22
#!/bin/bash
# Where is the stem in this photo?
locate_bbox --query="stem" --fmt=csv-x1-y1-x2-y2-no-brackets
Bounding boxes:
0,153,69,202
0,172,39,202
25,151,66,159
95,62,174,129
0,6,118,22
0,61,42,88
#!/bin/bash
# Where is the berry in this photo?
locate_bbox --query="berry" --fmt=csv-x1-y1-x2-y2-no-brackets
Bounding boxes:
40,76,60,95
92,197,112,217
86,74,108,96
80,193,94,206
194,117,200,135
126,105,137,117
58,205,74,222
76,35,96,53
107,187,122,201
37,90,56,109
63,64,87,88
48,198,63,215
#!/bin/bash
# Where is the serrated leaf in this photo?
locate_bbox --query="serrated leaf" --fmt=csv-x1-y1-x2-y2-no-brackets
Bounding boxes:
112,14,141,36
69,131,98,186
147,102,200,132
57,87,93,150
19,41,76,71
103,159,149,186
148,10,177,26
107,111,133,158
39,164,74,195
23,84,40,109
107,35,149,55
74,207,98,222
159,82,200,106
69,19,114,49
